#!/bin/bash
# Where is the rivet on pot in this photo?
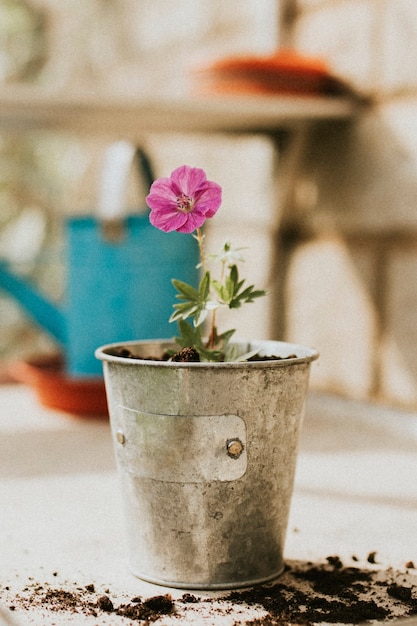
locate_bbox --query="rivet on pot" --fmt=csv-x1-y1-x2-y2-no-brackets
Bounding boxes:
226,438,244,459
116,430,126,445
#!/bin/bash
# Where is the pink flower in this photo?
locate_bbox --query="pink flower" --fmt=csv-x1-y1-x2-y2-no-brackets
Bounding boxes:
146,165,222,233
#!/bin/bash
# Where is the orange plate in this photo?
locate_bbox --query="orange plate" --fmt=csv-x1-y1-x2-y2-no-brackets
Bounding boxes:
193,50,336,96
9,354,108,417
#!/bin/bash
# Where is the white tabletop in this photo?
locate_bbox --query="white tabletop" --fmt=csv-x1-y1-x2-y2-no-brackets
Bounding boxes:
0,385,416,624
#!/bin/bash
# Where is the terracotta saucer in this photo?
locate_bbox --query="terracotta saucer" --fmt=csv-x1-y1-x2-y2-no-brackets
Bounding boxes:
9,354,108,417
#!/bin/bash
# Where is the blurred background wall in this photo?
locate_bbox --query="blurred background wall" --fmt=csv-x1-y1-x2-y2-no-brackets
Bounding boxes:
284,0,417,408
2,0,417,410
0,0,279,361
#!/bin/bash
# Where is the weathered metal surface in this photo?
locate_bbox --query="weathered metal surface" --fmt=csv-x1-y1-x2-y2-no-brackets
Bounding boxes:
96,339,318,589
113,408,247,482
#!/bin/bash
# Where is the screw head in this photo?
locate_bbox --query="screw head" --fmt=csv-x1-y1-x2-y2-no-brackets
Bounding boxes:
226,438,244,459
116,430,125,445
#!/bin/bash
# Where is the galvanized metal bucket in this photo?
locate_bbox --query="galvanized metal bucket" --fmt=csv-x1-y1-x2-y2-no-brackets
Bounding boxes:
96,339,318,590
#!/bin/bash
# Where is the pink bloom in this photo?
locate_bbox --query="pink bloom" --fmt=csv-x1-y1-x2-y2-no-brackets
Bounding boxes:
146,165,222,233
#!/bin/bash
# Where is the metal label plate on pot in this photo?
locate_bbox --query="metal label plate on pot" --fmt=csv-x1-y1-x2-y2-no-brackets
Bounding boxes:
113,406,247,483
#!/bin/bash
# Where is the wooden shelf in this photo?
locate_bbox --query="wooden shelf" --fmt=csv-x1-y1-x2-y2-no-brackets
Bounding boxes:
0,86,359,137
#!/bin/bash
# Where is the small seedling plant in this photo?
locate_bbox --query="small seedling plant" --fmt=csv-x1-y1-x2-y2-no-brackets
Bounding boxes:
146,165,266,362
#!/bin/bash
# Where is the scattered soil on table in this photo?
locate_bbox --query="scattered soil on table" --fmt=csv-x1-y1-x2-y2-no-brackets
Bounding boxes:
3,557,417,624
6,583,175,622
229,556,417,625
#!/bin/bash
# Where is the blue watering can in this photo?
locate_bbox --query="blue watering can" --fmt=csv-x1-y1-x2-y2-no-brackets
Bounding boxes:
0,142,198,377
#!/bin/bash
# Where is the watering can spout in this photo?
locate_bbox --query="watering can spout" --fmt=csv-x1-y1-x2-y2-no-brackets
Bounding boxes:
0,260,66,346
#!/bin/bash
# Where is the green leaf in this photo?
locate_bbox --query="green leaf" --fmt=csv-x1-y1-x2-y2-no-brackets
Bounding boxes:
175,319,203,348
229,283,267,308
224,346,260,362
211,279,227,301
197,346,225,362
172,302,199,314
230,264,238,286
217,328,236,343
198,271,210,300
169,307,195,322
194,307,208,327
172,279,200,302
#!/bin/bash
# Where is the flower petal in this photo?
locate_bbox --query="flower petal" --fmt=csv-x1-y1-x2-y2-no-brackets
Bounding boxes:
146,177,177,211
149,207,187,232
171,165,207,197
175,209,208,233
194,181,222,217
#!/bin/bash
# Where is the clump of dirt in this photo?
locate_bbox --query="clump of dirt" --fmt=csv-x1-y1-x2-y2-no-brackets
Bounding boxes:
169,346,200,362
116,594,175,620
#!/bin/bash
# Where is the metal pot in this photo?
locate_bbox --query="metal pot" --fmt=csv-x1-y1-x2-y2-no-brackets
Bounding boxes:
96,339,318,589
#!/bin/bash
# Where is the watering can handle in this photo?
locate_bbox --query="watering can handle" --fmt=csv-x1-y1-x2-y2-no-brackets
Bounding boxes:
97,141,155,241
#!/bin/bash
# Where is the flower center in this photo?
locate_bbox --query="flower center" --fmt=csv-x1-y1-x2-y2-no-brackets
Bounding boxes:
177,193,194,213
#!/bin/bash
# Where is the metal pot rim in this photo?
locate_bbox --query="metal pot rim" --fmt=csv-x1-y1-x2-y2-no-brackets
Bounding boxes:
95,338,319,368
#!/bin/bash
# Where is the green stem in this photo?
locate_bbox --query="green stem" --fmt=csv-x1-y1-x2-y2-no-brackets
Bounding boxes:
196,227,216,349
196,227,206,271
